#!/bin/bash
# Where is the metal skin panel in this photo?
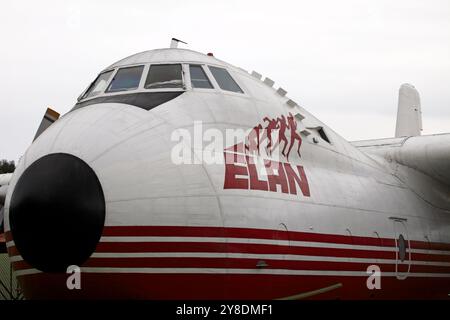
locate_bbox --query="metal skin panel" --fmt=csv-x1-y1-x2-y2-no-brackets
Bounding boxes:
105,49,225,70
3,48,450,299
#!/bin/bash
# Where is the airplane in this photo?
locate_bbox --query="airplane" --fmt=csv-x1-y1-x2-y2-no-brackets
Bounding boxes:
0,40,449,299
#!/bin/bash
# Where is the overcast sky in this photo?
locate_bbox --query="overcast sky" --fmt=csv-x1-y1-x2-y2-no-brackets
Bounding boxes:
1,0,449,162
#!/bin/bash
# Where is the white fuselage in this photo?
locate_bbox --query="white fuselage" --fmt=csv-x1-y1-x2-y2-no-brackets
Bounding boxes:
3,48,450,299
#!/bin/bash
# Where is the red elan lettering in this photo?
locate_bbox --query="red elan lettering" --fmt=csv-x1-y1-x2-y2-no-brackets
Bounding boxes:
223,152,311,197
222,113,311,197
264,160,289,194
247,156,268,191
283,163,310,196
224,152,248,189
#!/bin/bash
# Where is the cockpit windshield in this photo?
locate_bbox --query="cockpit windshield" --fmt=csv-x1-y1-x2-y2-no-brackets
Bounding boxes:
208,66,243,93
189,65,213,89
82,70,114,99
145,64,183,89
78,61,244,108
106,65,144,93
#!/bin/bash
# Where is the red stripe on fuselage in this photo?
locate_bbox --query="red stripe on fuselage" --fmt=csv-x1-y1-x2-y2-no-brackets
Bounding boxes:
8,225,450,300
10,239,450,273
14,272,450,300
6,226,450,252
95,241,450,262
8,226,450,271
12,255,450,275
80,257,450,274
100,225,450,251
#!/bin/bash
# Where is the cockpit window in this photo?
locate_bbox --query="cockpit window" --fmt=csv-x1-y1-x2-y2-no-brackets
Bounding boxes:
208,66,243,93
189,65,213,89
106,65,144,93
82,70,114,99
145,64,183,89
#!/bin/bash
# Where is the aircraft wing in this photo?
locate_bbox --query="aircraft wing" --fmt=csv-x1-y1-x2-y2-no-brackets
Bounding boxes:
353,134,450,186
0,107,60,242
353,83,449,186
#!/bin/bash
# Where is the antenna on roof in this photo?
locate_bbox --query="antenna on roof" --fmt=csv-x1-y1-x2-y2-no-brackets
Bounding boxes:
170,38,187,48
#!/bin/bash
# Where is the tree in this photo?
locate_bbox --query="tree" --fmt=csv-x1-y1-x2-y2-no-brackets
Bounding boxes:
0,159,15,174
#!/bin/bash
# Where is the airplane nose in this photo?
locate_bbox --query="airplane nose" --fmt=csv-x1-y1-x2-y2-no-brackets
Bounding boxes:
9,153,105,273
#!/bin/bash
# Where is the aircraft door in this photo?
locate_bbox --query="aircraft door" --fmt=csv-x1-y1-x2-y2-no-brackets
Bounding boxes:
390,217,411,280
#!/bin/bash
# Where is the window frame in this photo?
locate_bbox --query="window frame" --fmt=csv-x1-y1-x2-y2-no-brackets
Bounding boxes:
143,63,186,92
80,69,115,100
207,65,244,94
105,65,145,93
189,64,214,90
80,62,252,102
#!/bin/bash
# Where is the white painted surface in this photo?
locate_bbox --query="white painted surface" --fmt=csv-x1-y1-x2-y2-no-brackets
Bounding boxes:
3,48,450,272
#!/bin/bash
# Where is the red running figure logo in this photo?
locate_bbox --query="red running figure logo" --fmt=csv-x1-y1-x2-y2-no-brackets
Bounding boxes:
224,113,310,197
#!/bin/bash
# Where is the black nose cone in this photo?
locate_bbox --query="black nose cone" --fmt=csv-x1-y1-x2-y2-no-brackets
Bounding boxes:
9,153,105,273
